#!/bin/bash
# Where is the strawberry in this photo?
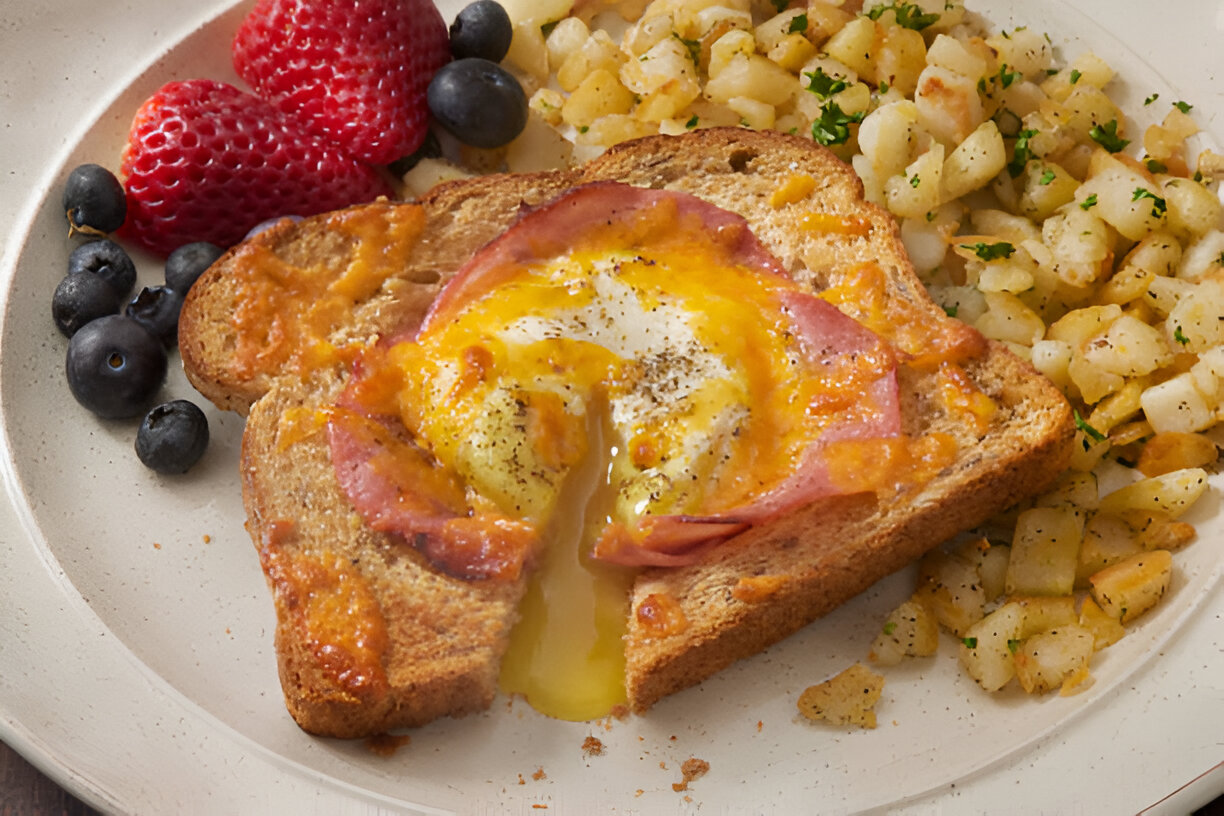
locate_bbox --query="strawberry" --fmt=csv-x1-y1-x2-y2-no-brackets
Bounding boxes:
120,79,393,257
233,0,451,166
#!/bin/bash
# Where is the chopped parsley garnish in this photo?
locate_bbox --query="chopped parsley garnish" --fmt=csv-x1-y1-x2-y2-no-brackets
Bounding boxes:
685,114,699,129
1074,409,1107,445
1144,92,1159,106
1132,187,1167,217
878,80,890,95
1007,639,1021,654
960,241,1016,261
1174,100,1193,113
1145,158,1168,173
910,174,921,188
1069,68,1082,84
943,304,959,318
1174,325,1190,345
805,67,848,98
1079,193,1098,210
962,637,979,649
883,621,898,635
1007,128,1039,177
997,63,1019,88
1089,119,1130,153
1038,167,1056,185
811,102,864,146
788,13,808,33
866,2,940,30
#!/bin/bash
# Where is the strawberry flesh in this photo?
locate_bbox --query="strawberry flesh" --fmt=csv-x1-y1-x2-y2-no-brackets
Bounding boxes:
120,79,393,257
233,0,451,166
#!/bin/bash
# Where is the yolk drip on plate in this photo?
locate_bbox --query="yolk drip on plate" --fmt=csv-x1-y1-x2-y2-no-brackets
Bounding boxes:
328,183,907,720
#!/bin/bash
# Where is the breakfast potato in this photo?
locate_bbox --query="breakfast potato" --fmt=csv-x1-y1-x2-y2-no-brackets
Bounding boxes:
958,602,1023,692
868,596,940,665
797,662,884,728
940,120,1006,202
1013,626,1096,695
1075,511,1142,586
915,549,986,636
822,16,875,79
1078,596,1127,650
1096,467,1210,518
1089,549,1174,623
562,68,637,128
1140,373,1216,433
1136,432,1220,476
1012,595,1078,638
1005,505,1084,596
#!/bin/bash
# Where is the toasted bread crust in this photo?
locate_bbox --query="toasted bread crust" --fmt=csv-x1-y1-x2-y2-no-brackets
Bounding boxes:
181,129,1074,736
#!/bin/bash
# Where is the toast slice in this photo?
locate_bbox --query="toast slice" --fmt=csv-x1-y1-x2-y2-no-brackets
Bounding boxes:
181,128,1074,737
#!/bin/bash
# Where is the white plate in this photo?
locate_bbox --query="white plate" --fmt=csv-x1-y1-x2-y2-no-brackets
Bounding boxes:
1,1,1222,813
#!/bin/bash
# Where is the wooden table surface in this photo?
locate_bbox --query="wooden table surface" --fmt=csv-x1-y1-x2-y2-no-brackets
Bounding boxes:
1,740,99,815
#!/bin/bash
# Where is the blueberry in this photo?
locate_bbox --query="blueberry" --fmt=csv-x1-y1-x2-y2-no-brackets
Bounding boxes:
449,1,513,62
52,272,123,337
67,240,137,298
66,315,166,419
135,400,209,474
62,163,127,236
428,58,527,149
164,241,224,295
126,285,185,347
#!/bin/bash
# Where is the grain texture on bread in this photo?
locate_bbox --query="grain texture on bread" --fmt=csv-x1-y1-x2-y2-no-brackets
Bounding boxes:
181,128,1075,736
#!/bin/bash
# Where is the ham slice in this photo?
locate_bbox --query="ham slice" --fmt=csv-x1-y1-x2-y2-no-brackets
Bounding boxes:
327,182,901,576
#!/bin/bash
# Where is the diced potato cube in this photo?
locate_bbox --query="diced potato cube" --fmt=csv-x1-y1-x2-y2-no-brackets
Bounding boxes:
985,27,1052,78
1067,350,1125,404
1018,161,1079,221
914,64,985,146
1143,274,1196,318
1005,505,1084,596
562,69,637,129
958,602,1023,692
857,100,921,180
505,111,574,172
545,16,590,70
755,9,809,53
1167,278,1224,353
940,120,1006,201
1030,339,1074,392
974,291,1046,346
574,113,656,147
1140,374,1215,433
884,143,944,219
1078,314,1174,378
707,28,755,79
1137,432,1220,476
1040,206,1113,288
915,549,985,636
1078,155,1166,242
1116,509,1197,552
868,596,940,665
704,53,795,106
1012,595,1078,639
1096,468,1210,519
1089,549,1174,623
797,662,885,728
1162,178,1223,241
767,33,818,72
726,95,774,129
823,16,876,79
506,18,551,83
1076,511,1142,586
1176,230,1224,282
1047,304,1124,348
1013,626,1096,694
925,33,987,80
873,25,926,97
1078,596,1126,650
